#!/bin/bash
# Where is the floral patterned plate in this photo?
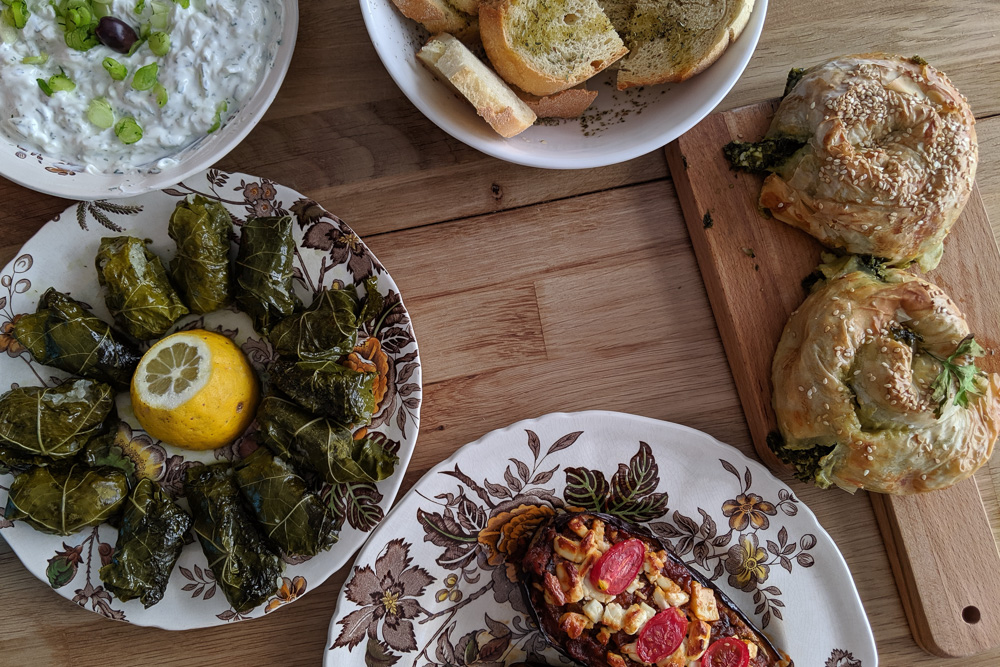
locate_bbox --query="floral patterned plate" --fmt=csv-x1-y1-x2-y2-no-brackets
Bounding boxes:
0,169,422,629
325,411,876,666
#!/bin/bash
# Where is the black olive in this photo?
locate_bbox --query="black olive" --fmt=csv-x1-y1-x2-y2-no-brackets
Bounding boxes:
95,17,138,54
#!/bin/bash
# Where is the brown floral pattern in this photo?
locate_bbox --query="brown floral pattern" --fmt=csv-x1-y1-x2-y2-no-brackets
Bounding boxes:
0,170,420,630
329,420,872,666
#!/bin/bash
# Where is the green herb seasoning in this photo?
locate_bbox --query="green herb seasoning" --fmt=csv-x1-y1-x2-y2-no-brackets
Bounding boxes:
149,31,170,55
103,56,127,80
207,100,227,133
86,98,114,129
131,63,158,91
114,117,143,144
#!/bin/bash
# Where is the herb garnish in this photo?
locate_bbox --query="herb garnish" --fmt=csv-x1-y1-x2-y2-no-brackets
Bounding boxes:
929,334,986,417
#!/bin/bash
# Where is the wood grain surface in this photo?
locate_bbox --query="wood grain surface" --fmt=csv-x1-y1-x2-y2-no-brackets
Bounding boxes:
2,0,1000,665
665,100,1000,658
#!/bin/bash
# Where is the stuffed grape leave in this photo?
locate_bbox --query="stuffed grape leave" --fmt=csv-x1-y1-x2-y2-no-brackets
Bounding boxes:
184,463,282,613
96,236,189,340
267,287,361,361
0,379,115,459
4,463,128,535
234,216,301,334
235,447,338,557
168,195,234,314
256,395,397,485
99,479,192,608
270,359,377,426
12,288,142,389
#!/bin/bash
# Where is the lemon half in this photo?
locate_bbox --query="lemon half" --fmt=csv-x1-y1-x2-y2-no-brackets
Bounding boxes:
131,330,259,451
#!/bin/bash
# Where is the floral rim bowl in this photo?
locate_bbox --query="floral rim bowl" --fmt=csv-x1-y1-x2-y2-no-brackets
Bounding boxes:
0,168,421,630
325,411,877,666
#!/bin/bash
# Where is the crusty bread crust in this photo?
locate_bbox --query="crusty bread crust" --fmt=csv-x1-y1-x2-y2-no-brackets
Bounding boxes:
616,0,752,89
479,0,628,97
391,0,480,41
449,0,480,15
417,33,537,137
514,85,598,118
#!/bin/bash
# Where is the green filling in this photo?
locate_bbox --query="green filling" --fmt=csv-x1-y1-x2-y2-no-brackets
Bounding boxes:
722,137,807,174
767,431,834,488
782,67,806,97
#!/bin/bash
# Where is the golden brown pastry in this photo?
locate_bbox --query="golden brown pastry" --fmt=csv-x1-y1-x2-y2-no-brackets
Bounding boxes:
770,257,1000,494
758,54,977,270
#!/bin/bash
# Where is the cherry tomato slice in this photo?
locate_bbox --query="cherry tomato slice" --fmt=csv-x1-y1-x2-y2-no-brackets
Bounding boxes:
588,538,645,595
635,607,688,663
701,636,751,667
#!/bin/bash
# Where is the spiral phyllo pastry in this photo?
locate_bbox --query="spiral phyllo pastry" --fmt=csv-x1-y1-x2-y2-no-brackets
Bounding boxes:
759,54,977,270
771,259,1000,494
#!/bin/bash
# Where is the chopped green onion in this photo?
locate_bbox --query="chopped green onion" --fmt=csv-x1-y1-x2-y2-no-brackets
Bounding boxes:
131,62,157,90
36,78,53,96
21,52,48,64
64,25,98,50
2,0,29,29
173,0,189,8
149,0,169,28
207,100,227,133
114,117,142,144
102,56,127,80
48,73,76,92
134,0,145,11
148,30,168,55
86,98,114,129
153,82,167,107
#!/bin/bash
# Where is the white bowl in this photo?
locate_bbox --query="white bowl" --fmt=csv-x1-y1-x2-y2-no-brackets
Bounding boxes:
0,0,298,200
361,0,767,169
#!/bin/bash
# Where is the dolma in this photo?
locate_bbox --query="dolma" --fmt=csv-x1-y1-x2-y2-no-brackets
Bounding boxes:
95,236,189,340
270,359,376,426
234,216,301,334
100,479,192,608
184,463,282,613
0,379,115,460
0,442,49,471
168,195,234,314
4,463,128,535
256,395,397,485
267,287,361,361
12,288,141,389
235,447,338,557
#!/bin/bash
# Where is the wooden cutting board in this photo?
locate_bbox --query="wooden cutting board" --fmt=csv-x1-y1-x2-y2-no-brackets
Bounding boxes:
665,100,1000,658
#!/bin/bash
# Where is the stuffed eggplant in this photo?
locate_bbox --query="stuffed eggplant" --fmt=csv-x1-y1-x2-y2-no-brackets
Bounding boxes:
270,359,377,426
184,463,282,613
520,512,791,667
4,463,129,535
99,479,192,608
12,288,142,389
234,447,339,557
255,395,397,485
0,379,115,460
95,236,189,340
234,215,301,334
168,195,234,314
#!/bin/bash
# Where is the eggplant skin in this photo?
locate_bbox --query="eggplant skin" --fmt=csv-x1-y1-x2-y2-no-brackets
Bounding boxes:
518,511,792,667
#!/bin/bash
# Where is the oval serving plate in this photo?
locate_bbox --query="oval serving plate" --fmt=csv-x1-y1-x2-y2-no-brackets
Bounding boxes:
325,411,876,666
0,169,422,629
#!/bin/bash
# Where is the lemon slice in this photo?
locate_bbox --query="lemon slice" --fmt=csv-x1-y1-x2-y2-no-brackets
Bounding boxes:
131,330,259,451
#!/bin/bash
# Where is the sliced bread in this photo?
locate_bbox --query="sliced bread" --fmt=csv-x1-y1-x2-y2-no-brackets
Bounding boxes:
595,0,633,34
449,0,480,14
391,0,479,41
616,0,753,89
418,33,537,137
514,85,598,117
479,0,628,96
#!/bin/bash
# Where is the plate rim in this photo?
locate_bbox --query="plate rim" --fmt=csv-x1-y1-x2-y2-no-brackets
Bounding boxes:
358,0,768,169
0,167,422,630
323,409,877,665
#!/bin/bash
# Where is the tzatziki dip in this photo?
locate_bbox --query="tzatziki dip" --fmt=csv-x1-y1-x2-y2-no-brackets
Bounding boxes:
0,0,281,172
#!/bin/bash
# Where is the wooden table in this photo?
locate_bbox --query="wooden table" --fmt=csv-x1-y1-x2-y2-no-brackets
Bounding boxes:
2,1,999,664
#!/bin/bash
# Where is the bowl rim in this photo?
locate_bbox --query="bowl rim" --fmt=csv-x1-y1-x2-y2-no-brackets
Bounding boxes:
360,0,767,169
0,0,299,200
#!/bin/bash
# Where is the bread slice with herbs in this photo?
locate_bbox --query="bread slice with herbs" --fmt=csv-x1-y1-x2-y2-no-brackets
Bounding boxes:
417,33,537,137
514,85,598,117
479,0,628,97
391,0,479,41
616,0,753,89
